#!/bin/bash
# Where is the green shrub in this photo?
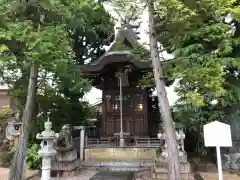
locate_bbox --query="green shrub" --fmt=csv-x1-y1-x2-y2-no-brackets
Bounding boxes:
27,143,41,169
0,142,41,169
0,105,11,121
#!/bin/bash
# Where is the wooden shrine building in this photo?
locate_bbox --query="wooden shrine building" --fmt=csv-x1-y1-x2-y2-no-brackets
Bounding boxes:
80,25,160,139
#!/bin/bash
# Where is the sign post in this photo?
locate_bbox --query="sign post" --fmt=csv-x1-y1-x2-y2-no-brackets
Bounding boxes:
203,121,232,180
216,146,223,180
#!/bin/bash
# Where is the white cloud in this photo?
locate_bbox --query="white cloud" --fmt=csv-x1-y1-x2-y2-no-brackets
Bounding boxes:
83,3,179,106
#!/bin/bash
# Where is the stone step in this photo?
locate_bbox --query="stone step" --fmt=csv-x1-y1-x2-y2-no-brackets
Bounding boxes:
153,167,168,174
152,171,191,180
151,163,192,180
101,167,144,172
154,158,167,164
152,172,168,180
153,162,191,173
82,161,153,168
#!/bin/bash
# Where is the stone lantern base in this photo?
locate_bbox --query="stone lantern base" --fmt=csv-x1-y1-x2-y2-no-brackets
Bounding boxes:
51,148,80,177
151,152,191,180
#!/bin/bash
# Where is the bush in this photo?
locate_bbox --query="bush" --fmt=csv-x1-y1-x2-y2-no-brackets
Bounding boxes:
0,143,41,169
27,143,41,169
0,105,11,121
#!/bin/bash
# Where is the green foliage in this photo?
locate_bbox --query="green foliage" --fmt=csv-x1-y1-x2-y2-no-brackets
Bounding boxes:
0,143,41,169
113,40,150,59
0,0,114,141
70,0,114,64
0,105,11,120
27,143,41,169
138,72,154,88
172,103,226,155
131,44,150,60
108,0,145,23
155,0,240,108
150,0,240,155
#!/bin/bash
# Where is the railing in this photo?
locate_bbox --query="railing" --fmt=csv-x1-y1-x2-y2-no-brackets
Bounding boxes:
135,137,160,147
86,137,116,147
85,136,160,148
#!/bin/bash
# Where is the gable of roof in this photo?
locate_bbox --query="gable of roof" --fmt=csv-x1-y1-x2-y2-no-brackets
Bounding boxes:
79,25,151,73
106,26,143,52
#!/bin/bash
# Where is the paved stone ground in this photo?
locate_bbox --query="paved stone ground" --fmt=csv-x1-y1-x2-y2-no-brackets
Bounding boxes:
0,167,239,180
89,171,134,180
196,162,240,180
51,169,98,180
0,167,38,180
199,172,240,180
0,167,98,180
133,169,152,180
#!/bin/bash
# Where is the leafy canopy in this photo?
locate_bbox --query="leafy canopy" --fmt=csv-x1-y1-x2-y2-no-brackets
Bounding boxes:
0,0,114,133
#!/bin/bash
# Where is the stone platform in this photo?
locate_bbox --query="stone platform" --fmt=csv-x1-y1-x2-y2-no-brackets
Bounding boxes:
85,147,158,161
51,148,80,177
151,161,191,180
151,152,191,180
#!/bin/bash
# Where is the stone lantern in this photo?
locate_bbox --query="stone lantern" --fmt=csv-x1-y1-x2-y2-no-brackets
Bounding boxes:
152,122,191,180
36,120,59,180
5,115,22,147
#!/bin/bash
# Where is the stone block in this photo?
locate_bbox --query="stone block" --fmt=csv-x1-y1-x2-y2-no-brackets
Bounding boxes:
152,161,191,179
179,153,188,163
56,149,78,162
135,148,157,160
152,171,191,180
51,148,80,177
180,162,191,174
154,167,168,174
85,147,158,161
52,158,80,171
113,148,135,160
85,148,114,161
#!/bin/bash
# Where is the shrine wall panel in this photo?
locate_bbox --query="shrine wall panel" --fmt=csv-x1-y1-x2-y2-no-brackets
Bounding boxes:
101,85,149,137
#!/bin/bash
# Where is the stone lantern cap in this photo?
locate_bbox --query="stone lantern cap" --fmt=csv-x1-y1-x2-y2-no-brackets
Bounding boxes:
36,120,59,140
8,120,21,126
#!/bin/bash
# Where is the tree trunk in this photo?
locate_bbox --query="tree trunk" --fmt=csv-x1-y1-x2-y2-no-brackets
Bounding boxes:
147,1,181,180
8,63,38,180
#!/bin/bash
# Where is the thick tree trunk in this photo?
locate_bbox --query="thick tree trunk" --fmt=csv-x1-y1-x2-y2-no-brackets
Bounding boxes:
147,1,181,180
8,63,38,180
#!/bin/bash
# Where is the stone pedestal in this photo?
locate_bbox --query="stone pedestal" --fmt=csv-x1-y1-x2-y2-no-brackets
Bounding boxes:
152,123,191,179
51,147,80,177
151,155,191,180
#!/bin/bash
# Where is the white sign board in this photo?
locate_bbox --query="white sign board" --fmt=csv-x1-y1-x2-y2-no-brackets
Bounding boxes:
203,121,232,180
203,121,232,147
